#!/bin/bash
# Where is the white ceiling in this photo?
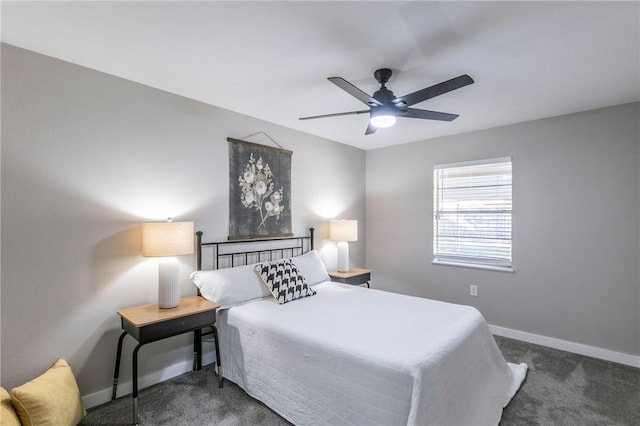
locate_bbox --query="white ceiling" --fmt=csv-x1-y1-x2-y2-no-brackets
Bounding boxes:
2,1,639,150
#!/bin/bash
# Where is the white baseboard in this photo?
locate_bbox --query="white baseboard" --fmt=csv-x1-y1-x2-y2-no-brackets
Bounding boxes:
490,324,640,368
82,352,217,409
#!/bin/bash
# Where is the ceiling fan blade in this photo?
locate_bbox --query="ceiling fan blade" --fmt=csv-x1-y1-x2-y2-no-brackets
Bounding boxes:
402,108,459,121
328,77,383,107
299,110,370,120
394,74,474,107
365,122,377,135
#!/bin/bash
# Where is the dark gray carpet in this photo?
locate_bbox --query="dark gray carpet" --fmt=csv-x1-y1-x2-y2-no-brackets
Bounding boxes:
496,336,639,425
81,336,639,425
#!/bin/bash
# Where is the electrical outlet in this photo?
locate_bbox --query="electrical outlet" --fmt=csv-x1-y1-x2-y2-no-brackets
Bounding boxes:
470,285,478,296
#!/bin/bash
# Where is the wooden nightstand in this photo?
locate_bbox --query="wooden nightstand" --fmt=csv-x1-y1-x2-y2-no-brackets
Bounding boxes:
328,268,372,288
112,296,221,425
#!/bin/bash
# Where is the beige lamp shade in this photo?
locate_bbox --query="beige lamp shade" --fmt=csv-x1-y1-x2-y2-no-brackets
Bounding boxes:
329,219,358,242
142,221,194,257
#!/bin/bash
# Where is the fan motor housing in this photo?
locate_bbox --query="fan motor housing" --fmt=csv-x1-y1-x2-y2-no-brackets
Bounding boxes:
373,86,396,104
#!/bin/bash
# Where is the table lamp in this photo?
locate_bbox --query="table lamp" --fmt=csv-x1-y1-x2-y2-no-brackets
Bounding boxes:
142,219,194,308
329,219,358,273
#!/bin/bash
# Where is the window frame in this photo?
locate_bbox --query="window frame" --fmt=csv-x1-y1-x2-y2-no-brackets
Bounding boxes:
432,156,514,273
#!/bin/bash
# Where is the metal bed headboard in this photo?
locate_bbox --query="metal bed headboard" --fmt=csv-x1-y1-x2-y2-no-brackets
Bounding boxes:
195,227,315,272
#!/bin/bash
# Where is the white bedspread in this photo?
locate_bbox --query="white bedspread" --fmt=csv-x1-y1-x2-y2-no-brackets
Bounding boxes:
217,282,527,426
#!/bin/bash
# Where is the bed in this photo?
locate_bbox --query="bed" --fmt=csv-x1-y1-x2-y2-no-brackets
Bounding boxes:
191,229,527,426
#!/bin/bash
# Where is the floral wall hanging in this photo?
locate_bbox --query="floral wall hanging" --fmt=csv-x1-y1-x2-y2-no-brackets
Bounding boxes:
227,137,292,239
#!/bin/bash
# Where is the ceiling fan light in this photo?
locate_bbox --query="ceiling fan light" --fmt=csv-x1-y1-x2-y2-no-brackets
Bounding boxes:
370,111,397,128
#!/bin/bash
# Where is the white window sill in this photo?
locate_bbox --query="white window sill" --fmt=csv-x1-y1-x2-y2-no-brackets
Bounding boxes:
432,260,514,273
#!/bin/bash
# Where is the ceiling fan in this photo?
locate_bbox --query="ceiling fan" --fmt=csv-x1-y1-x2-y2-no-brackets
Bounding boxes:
299,68,474,135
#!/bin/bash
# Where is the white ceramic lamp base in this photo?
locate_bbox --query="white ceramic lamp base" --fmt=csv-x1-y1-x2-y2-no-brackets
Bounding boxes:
158,257,180,309
337,241,350,273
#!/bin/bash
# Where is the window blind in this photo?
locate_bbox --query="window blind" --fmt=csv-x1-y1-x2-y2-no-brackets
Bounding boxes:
433,157,512,268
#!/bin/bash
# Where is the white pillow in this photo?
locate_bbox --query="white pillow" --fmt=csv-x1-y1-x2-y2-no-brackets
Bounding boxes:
190,264,271,309
290,250,330,285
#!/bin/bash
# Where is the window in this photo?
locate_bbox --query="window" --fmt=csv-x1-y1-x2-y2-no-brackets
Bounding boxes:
433,157,512,270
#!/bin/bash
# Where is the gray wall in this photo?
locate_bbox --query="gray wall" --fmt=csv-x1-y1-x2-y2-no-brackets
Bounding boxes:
366,102,640,356
1,44,366,396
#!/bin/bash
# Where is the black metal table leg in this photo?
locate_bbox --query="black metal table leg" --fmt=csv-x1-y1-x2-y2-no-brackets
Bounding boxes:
112,331,128,400
132,343,143,426
194,329,202,371
211,325,223,388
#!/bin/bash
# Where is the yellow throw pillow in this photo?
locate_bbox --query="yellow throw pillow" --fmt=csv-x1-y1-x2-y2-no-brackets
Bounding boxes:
10,359,86,426
1,386,21,426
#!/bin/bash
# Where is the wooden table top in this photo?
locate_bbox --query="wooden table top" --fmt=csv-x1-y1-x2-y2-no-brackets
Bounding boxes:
117,296,219,327
328,268,372,279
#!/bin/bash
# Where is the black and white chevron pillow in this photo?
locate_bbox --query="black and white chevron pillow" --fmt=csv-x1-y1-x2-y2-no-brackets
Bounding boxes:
254,259,316,304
